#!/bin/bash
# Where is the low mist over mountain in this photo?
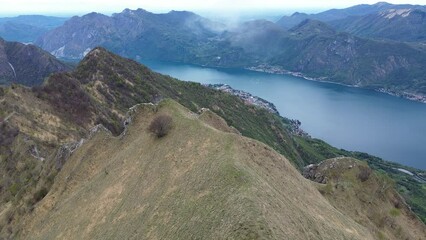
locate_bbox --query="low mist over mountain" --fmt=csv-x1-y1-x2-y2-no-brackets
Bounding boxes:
0,38,71,86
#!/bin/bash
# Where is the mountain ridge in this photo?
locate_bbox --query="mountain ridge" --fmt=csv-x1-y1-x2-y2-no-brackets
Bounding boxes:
0,38,71,86
17,99,376,240
329,8,426,42
0,15,68,42
1,47,425,239
276,1,426,29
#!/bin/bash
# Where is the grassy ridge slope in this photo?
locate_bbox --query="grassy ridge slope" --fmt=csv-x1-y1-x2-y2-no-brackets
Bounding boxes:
1,48,424,238
19,100,373,240
0,48,305,237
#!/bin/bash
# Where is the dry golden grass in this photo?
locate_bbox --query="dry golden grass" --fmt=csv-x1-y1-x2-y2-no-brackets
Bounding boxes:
2,86,84,144
0,86,93,238
19,100,374,240
199,108,240,134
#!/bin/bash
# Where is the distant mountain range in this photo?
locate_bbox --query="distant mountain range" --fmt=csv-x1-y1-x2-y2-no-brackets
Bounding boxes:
276,1,426,29
0,15,68,42
266,19,426,97
329,8,426,42
36,9,224,60
34,5,426,100
1,2,425,101
0,38,71,86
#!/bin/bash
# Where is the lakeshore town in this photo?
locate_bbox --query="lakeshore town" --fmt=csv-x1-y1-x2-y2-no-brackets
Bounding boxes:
207,83,279,114
206,83,309,137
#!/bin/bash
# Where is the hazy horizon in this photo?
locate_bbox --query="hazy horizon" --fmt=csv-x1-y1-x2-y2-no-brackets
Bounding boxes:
0,0,425,17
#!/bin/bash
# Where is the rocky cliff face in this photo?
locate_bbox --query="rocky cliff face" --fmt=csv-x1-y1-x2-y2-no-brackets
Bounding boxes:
0,38,71,86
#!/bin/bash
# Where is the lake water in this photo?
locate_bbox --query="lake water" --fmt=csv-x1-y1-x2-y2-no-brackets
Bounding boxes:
141,60,426,170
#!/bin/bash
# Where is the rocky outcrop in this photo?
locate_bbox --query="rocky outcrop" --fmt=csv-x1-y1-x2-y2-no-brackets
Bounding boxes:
303,163,328,184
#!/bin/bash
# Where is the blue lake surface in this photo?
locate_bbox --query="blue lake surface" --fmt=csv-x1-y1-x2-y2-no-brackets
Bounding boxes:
141,60,426,170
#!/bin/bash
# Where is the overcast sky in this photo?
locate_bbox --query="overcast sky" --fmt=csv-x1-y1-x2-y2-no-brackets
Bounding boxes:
1,0,425,16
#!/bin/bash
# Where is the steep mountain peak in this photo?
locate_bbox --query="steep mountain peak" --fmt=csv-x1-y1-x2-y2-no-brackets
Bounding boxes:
66,12,110,25
289,19,335,37
374,1,392,7
75,46,144,82
83,12,107,19
121,8,148,13
80,46,140,68
82,46,109,59
291,12,308,17
115,8,151,17
0,37,71,86
163,10,201,21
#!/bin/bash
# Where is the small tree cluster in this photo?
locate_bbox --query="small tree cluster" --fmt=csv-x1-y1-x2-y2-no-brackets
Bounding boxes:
357,165,372,182
148,114,173,138
0,123,19,147
32,187,48,203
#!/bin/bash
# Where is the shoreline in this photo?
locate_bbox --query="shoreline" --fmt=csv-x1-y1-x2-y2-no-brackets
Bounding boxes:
206,83,310,138
206,83,280,115
246,65,426,104
206,82,426,172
